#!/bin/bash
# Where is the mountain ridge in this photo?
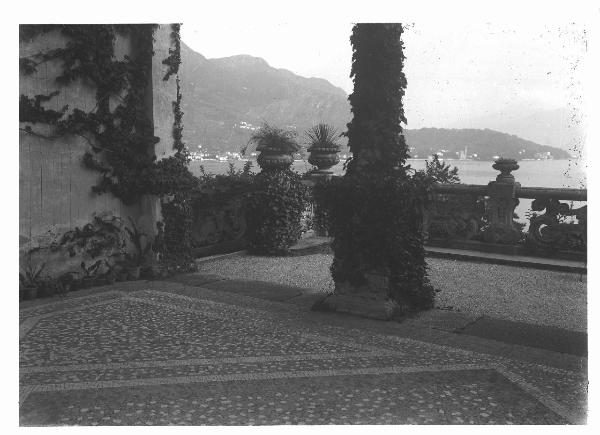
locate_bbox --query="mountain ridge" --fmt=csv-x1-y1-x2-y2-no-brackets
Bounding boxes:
179,42,572,160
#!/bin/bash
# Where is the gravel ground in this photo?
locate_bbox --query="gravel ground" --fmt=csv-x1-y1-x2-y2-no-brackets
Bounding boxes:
197,253,586,332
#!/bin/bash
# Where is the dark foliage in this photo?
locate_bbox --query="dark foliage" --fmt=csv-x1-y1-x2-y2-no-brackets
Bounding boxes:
123,217,153,267
20,24,195,274
55,214,126,258
421,154,460,184
193,162,255,209
344,24,408,175
314,172,435,309
20,92,68,124
162,24,182,81
19,24,193,206
320,23,434,311
161,193,196,273
245,169,309,255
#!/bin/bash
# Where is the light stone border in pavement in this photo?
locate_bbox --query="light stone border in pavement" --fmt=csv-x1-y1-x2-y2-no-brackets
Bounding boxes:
19,288,584,424
19,290,126,316
20,351,404,374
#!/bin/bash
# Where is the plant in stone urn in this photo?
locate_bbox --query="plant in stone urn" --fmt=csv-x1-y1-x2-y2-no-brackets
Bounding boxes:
19,255,46,300
304,123,341,173
122,217,153,280
242,125,309,254
242,123,300,171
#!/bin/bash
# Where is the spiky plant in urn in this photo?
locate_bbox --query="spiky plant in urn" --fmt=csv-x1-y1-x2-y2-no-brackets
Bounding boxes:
244,123,300,171
313,23,435,320
305,123,341,175
242,123,309,255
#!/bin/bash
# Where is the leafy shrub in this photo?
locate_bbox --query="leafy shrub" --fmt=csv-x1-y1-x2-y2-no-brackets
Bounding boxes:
242,123,301,156
54,213,126,258
245,169,309,255
420,154,460,184
314,171,435,311
161,193,196,273
193,162,255,209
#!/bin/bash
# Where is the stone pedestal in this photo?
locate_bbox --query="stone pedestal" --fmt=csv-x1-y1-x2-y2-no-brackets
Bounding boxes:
307,171,333,237
483,158,522,244
314,271,406,320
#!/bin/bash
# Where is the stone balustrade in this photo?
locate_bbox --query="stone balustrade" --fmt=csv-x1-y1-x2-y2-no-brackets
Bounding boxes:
305,158,586,260
187,155,586,261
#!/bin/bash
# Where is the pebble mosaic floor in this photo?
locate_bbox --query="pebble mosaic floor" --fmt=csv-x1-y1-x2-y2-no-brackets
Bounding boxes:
19,286,587,425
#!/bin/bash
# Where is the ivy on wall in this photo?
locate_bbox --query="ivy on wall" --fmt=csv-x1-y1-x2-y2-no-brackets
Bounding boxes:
157,23,196,270
162,23,181,82
19,24,194,205
19,23,197,271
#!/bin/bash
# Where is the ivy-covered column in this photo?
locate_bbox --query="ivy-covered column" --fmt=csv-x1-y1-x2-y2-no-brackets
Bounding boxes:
315,24,434,320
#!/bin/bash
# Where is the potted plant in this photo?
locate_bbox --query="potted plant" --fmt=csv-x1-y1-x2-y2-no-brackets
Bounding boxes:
79,260,102,288
19,256,46,300
305,123,341,174
145,221,168,279
57,271,79,294
102,259,118,285
123,218,153,280
38,277,64,298
242,123,301,171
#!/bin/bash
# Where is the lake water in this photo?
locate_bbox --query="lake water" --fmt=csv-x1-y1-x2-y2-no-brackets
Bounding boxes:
189,158,587,223
190,158,587,188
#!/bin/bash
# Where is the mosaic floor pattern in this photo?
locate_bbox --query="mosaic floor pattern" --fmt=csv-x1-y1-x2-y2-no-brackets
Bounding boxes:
19,288,587,425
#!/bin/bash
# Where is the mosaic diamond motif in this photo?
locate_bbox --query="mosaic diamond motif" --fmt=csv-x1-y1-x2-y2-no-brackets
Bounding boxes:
19,289,586,425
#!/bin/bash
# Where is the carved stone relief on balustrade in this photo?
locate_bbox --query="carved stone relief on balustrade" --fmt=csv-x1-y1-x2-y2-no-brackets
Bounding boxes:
526,198,587,255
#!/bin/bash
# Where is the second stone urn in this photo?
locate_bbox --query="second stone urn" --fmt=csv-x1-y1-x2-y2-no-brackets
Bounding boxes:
305,124,342,175
308,146,340,174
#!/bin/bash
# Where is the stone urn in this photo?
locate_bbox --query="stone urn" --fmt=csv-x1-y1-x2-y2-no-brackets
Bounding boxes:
308,146,340,174
257,146,294,171
492,158,519,184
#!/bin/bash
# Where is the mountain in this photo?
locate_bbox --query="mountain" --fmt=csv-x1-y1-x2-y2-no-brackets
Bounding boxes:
179,42,350,153
448,107,585,155
179,43,572,160
404,128,571,160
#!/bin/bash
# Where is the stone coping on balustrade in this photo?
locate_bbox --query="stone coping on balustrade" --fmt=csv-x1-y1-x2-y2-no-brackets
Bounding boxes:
426,238,586,264
285,236,586,274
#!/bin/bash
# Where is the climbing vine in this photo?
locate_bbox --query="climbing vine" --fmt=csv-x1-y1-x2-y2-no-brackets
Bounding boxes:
19,24,194,205
157,23,196,269
162,23,181,81
318,24,435,313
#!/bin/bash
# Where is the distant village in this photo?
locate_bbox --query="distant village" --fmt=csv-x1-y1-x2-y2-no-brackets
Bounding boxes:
187,120,557,162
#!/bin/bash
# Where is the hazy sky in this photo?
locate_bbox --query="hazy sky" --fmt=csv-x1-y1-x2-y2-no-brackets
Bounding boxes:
181,22,587,129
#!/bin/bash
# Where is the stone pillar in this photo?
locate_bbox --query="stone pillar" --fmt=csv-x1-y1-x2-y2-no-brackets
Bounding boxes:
483,158,522,244
307,147,339,236
306,173,332,237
